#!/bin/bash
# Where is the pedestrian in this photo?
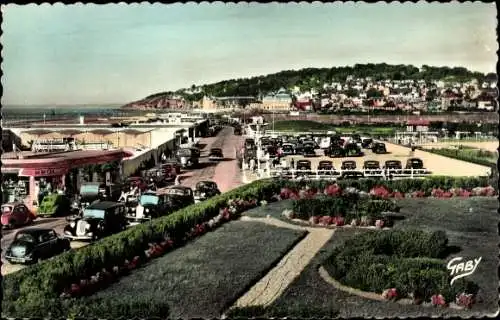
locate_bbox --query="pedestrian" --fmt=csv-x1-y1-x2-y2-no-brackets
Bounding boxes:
290,158,295,170
249,157,256,173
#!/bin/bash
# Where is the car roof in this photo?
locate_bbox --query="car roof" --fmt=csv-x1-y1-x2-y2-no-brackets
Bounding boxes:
16,228,53,236
87,201,122,210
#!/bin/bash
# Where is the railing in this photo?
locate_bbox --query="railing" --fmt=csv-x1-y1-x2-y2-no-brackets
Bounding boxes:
254,168,432,180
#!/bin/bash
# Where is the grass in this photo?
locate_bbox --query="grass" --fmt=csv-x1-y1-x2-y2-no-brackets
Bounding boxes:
271,120,398,135
243,198,498,318
78,220,307,318
426,147,497,165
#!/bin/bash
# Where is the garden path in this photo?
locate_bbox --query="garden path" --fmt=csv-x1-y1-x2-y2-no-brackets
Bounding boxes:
232,216,334,308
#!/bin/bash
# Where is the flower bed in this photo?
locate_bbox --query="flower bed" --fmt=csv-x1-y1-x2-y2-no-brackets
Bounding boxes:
282,184,399,228
2,176,495,317
322,229,479,309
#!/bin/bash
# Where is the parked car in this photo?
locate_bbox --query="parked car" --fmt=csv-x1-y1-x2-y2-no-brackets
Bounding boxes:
372,142,387,154
244,138,255,149
384,160,403,170
63,201,127,241
405,157,425,169
161,160,182,175
193,181,221,203
1,203,35,229
5,228,70,264
302,145,317,157
363,160,381,170
176,147,200,168
158,163,178,182
127,192,170,225
326,144,344,158
158,185,195,212
209,148,224,161
344,143,363,157
142,168,170,188
124,177,148,193
281,143,295,156
317,160,336,176
341,160,357,170
339,171,365,180
361,138,374,149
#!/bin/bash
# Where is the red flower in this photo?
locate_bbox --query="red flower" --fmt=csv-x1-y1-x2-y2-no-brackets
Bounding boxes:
70,283,81,296
392,192,404,199
456,293,475,308
319,216,333,225
324,184,342,196
442,192,453,198
280,188,295,199
334,216,345,226
431,294,447,306
411,190,425,198
431,188,445,198
460,190,471,198
370,186,390,199
484,186,497,196
375,219,385,228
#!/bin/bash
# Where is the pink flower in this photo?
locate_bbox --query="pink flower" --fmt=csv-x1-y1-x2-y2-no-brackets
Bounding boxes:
319,216,333,226
431,294,447,306
431,188,445,198
334,216,345,226
382,288,398,300
375,219,384,228
370,186,390,199
456,293,475,308
324,184,342,196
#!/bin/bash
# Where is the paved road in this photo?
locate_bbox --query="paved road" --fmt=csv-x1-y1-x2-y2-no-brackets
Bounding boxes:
1,126,243,276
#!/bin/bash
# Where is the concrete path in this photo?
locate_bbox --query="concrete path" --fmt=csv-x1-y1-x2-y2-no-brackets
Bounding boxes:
232,216,335,308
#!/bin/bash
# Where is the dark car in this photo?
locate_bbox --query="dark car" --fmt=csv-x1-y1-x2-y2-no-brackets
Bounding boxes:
344,143,363,157
363,160,381,170
194,181,221,203
317,160,336,176
361,138,374,149
265,145,278,158
405,157,425,169
158,185,195,212
341,160,357,170
77,182,123,211
127,192,171,225
1,203,35,229
5,228,70,264
326,144,344,158
142,168,170,188
372,142,387,154
295,159,312,176
302,145,316,157
63,201,127,241
162,160,182,175
384,160,403,170
281,143,295,156
176,148,200,168
124,177,148,193
339,171,365,180
209,148,224,161
244,138,255,149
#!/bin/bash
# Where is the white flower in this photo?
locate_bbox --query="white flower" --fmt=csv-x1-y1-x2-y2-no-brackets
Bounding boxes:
282,209,294,219
260,200,268,206
358,191,370,199
208,219,216,228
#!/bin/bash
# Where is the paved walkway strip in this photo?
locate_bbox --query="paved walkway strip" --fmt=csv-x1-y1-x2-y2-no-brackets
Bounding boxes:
233,216,335,308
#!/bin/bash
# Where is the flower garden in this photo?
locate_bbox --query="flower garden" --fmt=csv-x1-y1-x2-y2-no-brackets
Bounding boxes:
2,176,498,318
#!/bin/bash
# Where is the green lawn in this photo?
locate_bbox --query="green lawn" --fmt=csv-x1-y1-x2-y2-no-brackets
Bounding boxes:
426,147,497,165
271,120,398,135
77,220,307,318
238,198,498,318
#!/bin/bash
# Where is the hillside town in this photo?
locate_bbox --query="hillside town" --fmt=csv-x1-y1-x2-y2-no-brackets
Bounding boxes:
124,75,498,114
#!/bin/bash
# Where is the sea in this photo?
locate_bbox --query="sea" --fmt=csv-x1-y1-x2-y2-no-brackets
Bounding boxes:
1,104,145,125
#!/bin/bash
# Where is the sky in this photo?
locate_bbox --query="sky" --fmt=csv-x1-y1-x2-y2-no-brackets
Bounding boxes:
1,2,497,106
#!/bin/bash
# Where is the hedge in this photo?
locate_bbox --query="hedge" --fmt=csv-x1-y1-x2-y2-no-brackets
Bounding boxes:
323,229,478,303
2,176,492,317
292,196,398,222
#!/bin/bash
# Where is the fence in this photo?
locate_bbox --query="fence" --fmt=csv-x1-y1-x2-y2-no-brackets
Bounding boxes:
250,168,432,181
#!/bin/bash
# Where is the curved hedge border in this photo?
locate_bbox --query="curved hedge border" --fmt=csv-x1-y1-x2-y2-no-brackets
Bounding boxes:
323,230,479,309
2,176,496,317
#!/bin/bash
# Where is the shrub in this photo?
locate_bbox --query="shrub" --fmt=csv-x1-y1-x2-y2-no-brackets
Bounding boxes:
322,229,478,303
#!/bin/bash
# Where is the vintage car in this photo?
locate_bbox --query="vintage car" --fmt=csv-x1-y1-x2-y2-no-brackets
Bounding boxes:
209,148,224,161
127,192,170,225
302,145,317,157
281,143,295,156
317,160,336,176
77,182,123,210
339,171,365,180
372,142,387,154
344,143,363,157
233,125,242,136
1,203,35,229
384,160,403,170
176,147,200,168
5,228,70,264
405,157,425,170
157,185,195,212
265,145,278,158
63,201,127,241
193,181,221,203
361,138,374,149
363,160,381,170
325,144,344,158
295,159,312,176
244,138,256,149
162,160,182,175
142,168,170,188
125,177,148,193
341,160,357,170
